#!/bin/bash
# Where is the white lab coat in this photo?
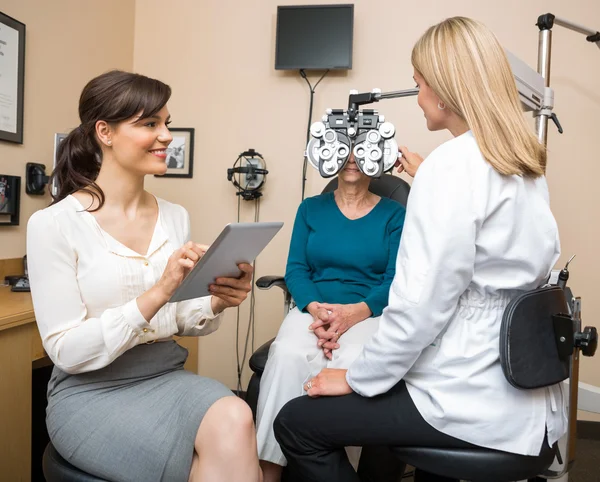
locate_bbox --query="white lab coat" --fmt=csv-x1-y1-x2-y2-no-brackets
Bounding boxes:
346,131,567,456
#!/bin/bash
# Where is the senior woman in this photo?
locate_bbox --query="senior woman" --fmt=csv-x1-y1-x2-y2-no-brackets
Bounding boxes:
256,154,406,482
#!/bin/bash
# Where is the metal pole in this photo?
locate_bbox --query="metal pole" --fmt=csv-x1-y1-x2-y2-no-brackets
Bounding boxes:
375,88,420,101
536,28,552,146
554,17,598,37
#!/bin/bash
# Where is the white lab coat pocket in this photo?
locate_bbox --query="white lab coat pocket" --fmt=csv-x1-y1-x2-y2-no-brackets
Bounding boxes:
392,257,428,305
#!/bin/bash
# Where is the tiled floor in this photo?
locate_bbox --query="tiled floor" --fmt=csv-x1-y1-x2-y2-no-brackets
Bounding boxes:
569,438,600,482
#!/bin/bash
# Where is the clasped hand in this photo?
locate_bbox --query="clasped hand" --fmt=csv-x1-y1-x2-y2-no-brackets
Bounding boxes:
157,241,253,313
307,302,370,360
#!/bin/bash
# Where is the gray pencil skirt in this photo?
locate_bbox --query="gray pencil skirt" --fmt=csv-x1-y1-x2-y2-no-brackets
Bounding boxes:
46,340,233,482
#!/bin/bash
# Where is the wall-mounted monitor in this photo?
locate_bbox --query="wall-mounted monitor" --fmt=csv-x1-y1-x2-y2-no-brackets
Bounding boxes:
275,4,354,70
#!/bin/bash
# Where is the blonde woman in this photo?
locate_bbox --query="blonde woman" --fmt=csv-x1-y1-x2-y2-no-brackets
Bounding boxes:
273,17,566,482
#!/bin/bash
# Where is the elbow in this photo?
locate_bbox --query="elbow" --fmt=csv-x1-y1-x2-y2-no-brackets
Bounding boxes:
51,356,107,375
43,340,108,375
53,361,86,375
45,349,88,375
196,317,222,336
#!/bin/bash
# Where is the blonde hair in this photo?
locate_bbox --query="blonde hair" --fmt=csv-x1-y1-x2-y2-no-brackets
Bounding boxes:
412,16,545,177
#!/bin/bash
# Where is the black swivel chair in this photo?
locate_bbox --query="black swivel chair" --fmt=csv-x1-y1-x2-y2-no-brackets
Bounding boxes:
245,174,598,482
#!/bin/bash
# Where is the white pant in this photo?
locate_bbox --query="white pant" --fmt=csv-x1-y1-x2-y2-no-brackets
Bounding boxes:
256,307,381,466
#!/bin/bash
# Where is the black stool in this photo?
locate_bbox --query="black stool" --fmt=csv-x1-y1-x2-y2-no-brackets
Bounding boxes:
392,443,556,482
43,442,107,482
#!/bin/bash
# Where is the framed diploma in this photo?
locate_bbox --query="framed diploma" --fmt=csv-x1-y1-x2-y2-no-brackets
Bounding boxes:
0,12,25,144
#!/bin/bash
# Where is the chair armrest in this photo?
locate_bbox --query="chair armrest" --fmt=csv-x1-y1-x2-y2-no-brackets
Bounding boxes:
249,338,275,375
256,275,288,292
256,275,295,317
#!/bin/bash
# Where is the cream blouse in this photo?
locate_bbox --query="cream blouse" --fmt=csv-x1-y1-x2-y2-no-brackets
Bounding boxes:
27,195,220,375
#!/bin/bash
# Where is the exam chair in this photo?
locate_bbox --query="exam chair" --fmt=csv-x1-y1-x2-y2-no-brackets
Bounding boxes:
245,173,411,419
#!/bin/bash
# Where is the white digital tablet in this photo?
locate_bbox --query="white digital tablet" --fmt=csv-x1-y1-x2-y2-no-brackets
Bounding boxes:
169,221,284,303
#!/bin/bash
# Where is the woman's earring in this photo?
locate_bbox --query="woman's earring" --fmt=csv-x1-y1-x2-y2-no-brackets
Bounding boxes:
107,140,112,146
437,101,446,110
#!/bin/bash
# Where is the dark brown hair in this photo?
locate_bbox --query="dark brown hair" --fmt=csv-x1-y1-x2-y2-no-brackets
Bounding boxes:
50,70,171,210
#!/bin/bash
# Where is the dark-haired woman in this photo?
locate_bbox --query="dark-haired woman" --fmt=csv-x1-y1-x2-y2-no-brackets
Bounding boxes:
27,70,261,482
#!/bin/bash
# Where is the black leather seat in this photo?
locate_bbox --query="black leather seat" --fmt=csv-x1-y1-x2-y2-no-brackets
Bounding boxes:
391,443,556,482
43,442,107,482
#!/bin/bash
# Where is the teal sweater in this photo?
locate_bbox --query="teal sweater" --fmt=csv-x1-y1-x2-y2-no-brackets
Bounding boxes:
285,192,406,316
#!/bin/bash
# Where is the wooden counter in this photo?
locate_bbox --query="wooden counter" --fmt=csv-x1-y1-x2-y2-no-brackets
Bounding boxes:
0,287,37,329
0,285,40,482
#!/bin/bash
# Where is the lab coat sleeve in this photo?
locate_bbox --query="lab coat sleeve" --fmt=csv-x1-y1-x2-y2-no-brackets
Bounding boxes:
347,148,480,397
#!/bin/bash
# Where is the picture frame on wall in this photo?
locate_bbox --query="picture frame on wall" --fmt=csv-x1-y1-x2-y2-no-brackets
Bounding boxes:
0,174,21,226
155,128,194,178
0,11,26,144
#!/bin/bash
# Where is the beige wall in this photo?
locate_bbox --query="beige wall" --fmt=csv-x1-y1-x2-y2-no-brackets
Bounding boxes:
1,0,598,417
134,0,600,402
0,0,135,257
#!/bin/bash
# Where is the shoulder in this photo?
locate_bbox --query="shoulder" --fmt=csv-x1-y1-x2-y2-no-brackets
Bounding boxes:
297,191,333,212
155,196,189,223
415,131,490,191
155,196,190,242
425,132,483,170
376,197,406,229
377,196,406,214
27,196,79,232
27,197,84,251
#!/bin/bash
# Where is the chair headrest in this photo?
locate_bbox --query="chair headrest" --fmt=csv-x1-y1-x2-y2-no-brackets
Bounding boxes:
323,174,410,208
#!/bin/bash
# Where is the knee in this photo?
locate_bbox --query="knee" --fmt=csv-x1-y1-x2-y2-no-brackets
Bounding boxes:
198,397,255,452
218,397,255,436
273,399,304,451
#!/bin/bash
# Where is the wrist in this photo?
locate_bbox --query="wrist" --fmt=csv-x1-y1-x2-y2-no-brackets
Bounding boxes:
149,285,170,306
306,301,319,316
352,302,372,324
211,296,227,315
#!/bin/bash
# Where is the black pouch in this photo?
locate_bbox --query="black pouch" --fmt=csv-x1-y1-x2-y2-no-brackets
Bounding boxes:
499,285,571,389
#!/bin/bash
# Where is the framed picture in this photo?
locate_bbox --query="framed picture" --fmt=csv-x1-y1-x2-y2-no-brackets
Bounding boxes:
0,174,21,226
0,12,26,144
155,127,195,178
52,133,68,195
53,132,68,167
